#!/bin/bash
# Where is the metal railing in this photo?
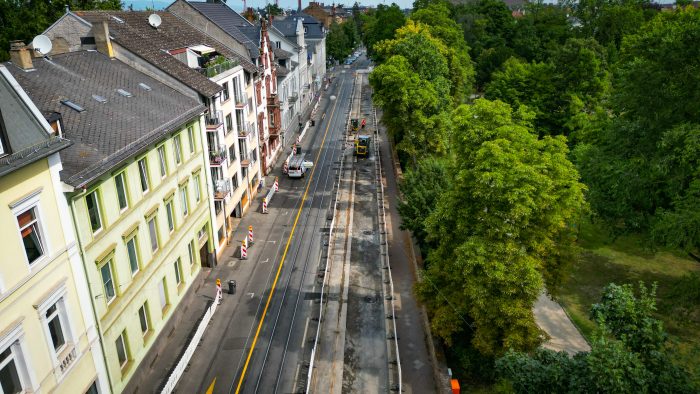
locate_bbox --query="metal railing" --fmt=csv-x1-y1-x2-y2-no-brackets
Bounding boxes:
213,179,231,199
209,145,227,165
197,59,239,78
206,110,223,127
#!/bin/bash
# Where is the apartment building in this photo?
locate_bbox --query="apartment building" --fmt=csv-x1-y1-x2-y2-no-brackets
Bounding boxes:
0,64,107,393
5,42,212,393
44,10,263,258
169,0,284,175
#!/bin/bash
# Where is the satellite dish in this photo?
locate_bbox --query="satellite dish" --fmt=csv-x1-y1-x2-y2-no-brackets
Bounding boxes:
32,35,53,55
148,14,162,28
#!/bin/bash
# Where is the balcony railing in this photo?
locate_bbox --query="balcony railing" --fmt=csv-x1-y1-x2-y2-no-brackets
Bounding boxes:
197,59,239,78
238,123,252,137
214,179,231,200
206,110,223,128
209,145,227,166
234,94,246,108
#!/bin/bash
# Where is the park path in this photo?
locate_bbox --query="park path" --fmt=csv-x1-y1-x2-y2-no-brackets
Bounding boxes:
533,293,591,355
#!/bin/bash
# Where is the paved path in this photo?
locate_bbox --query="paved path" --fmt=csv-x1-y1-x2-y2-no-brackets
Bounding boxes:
533,292,590,355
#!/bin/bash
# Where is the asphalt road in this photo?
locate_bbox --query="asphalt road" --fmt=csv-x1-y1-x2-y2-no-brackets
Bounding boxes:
173,59,363,394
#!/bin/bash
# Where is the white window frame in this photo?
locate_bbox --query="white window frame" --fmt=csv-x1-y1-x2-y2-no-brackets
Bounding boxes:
85,190,103,235
187,126,195,153
165,201,175,233
115,331,128,369
148,217,159,253
157,145,167,178
126,236,140,276
174,259,182,286
173,134,182,165
180,186,189,217
100,260,117,305
36,285,78,379
187,241,195,266
138,303,149,336
0,323,36,393
138,158,150,194
194,175,201,203
11,191,49,268
114,172,129,212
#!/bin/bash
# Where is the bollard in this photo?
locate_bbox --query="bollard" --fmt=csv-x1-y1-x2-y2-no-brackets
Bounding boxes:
262,197,268,214
248,225,254,244
292,144,297,156
274,177,279,192
241,239,247,260
283,160,288,174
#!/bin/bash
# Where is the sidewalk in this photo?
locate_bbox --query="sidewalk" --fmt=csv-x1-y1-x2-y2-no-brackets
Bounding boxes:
124,78,331,394
533,292,591,355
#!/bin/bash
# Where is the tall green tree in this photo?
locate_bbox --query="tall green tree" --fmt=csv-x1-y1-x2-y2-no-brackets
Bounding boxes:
362,3,405,59
326,22,351,62
576,7,700,251
410,2,475,101
0,0,123,61
417,99,586,355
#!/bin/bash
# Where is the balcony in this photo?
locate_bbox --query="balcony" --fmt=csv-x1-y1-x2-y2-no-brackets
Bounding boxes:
209,145,227,166
238,123,252,138
234,94,246,108
197,57,239,78
206,110,224,131
213,179,231,200
58,345,78,374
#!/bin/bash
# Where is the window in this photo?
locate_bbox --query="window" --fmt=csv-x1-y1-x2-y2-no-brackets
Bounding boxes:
126,237,139,275
194,175,201,203
86,191,102,233
166,201,175,233
231,174,238,190
85,381,99,394
228,146,236,164
180,186,189,217
187,241,195,265
115,331,128,368
276,41,281,49
174,259,182,286
187,126,195,153
173,135,182,165
0,346,25,393
157,146,167,178
138,303,149,335
45,303,66,352
16,206,45,264
225,114,233,134
115,172,128,211
100,260,116,304
148,217,158,252
158,278,168,312
214,200,223,215
138,158,150,193
222,81,230,101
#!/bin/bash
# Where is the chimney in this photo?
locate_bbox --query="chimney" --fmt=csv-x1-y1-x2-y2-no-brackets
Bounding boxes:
9,41,33,70
92,21,114,58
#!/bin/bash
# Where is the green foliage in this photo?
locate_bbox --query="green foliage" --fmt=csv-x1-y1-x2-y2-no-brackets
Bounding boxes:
0,0,123,61
410,3,475,101
568,0,656,50
510,2,572,63
576,8,700,250
326,22,353,62
397,157,450,254
417,99,586,356
497,282,696,393
361,3,406,59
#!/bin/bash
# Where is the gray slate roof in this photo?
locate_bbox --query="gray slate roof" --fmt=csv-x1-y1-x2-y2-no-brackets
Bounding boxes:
273,14,324,39
5,51,204,187
0,66,71,177
186,2,261,59
76,10,257,98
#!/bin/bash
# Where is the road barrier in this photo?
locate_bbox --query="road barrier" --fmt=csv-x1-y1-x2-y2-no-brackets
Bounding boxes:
241,238,247,260
248,225,254,244
262,197,268,214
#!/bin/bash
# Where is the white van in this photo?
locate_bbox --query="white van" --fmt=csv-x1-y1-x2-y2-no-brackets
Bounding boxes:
288,154,307,178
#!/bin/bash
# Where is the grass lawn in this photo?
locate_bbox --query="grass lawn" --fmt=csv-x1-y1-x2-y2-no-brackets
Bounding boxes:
558,220,700,383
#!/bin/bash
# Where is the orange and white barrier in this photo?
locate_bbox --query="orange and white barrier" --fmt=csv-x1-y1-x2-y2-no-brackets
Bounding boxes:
248,225,254,244
241,239,247,260
262,197,268,214
274,177,279,192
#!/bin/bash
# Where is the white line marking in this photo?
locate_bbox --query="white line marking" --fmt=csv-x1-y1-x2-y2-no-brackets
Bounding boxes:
301,318,310,349
247,292,255,298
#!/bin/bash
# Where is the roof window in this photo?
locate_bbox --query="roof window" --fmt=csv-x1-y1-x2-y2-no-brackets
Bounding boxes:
138,83,152,91
92,94,107,103
111,15,125,24
60,100,85,112
117,89,133,97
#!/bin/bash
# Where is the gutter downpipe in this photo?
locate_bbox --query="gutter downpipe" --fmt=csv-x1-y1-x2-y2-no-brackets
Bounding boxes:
69,189,115,393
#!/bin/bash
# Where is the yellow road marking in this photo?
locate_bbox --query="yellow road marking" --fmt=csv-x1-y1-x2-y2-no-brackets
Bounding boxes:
234,79,345,393
206,377,216,394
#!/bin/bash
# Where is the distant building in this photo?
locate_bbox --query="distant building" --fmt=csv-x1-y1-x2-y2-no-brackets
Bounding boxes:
5,36,211,393
0,60,109,394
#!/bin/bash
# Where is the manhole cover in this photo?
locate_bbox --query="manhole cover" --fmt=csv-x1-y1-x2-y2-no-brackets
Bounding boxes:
363,230,373,235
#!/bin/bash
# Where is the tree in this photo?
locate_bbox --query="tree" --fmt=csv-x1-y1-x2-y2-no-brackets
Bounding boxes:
397,157,450,253
410,3,475,101
576,8,700,250
326,22,351,62
496,282,696,393
0,0,123,61
510,1,572,63
362,3,405,59
417,99,586,356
